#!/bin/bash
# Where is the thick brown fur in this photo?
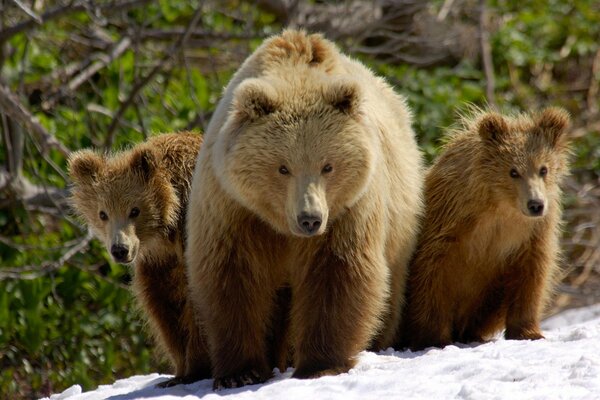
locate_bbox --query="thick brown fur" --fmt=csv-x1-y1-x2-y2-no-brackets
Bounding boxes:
402,108,571,350
186,30,423,389
68,132,210,386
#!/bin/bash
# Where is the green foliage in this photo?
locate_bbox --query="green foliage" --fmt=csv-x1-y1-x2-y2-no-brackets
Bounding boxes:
373,61,486,161
0,2,277,398
1,1,598,399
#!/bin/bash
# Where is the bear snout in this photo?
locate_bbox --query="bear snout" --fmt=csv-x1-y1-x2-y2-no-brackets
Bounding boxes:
111,244,130,263
527,199,545,217
297,212,322,236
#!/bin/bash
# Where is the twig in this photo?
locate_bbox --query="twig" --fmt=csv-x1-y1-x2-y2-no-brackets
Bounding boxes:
104,6,204,148
183,53,207,131
479,0,497,108
11,0,42,24
70,37,132,92
0,0,153,42
138,28,264,42
0,231,93,280
86,103,143,133
0,83,69,156
437,0,455,21
587,48,600,116
42,37,132,110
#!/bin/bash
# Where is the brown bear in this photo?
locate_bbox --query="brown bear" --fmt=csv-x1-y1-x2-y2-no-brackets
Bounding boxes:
68,132,210,387
185,29,423,389
402,108,571,350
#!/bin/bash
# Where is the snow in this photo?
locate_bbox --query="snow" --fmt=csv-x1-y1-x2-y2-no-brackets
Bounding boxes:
43,304,600,400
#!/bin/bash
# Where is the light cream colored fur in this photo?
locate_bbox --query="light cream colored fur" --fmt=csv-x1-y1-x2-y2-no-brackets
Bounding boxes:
186,30,423,389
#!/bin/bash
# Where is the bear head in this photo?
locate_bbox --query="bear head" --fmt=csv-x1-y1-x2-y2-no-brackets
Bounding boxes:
68,146,179,264
477,107,571,218
213,75,378,237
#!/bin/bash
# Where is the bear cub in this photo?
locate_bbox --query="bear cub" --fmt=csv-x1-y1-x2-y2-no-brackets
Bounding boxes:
68,132,210,387
402,108,571,350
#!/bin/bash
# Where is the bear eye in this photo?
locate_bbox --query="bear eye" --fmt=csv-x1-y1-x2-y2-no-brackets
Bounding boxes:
279,165,290,175
322,164,333,174
539,166,548,177
99,211,108,221
510,169,520,179
129,207,140,218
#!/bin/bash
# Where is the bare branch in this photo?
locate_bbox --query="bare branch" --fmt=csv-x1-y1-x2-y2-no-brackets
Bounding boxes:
479,0,496,108
11,0,43,24
587,48,600,116
0,170,69,210
104,6,205,148
437,0,456,21
0,83,69,156
0,0,153,42
0,231,93,280
138,28,263,42
42,36,132,110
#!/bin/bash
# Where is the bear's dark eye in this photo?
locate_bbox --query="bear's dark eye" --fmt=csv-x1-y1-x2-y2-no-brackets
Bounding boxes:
539,166,548,177
510,169,520,179
99,211,108,221
279,165,290,175
129,207,140,218
322,164,333,174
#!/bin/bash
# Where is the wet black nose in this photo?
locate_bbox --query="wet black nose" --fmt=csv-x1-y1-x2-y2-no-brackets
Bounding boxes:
527,200,544,216
297,213,322,235
111,244,129,262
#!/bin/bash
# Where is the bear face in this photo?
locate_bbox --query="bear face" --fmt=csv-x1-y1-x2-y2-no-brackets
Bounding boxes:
68,148,178,264
213,76,377,237
477,108,570,218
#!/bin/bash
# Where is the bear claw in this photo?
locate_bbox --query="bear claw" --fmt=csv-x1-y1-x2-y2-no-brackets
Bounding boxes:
213,369,269,391
156,375,196,388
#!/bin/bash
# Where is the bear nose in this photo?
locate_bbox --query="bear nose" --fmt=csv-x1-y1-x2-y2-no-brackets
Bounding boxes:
527,200,544,216
111,244,130,262
297,213,322,235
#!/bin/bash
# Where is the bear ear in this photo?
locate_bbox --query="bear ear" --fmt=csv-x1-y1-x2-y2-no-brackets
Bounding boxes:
233,79,279,121
536,107,570,147
68,150,104,185
477,112,509,144
131,148,157,181
324,80,361,117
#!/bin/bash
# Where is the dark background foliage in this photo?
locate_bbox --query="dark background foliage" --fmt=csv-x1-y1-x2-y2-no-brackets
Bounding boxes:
0,0,598,398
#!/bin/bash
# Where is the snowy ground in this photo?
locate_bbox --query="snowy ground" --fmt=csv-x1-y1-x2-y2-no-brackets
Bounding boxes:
43,304,600,400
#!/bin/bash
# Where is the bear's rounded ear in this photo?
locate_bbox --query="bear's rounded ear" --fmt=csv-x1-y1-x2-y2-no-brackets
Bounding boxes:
233,78,279,121
131,148,157,181
477,112,508,144
324,80,361,117
536,107,570,147
68,150,103,185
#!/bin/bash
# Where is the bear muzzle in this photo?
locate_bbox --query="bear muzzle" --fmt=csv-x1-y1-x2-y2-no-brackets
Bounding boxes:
297,212,323,236
526,199,545,217
111,244,131,263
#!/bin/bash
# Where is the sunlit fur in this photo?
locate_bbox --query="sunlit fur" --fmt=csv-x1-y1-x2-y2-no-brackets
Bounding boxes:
68,133,210,385
401,108,571,350
186,30,423,389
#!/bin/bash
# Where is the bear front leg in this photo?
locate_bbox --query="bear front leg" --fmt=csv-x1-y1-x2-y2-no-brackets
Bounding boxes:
188,238,277,390
504,238,553,341
403,247,455,350
133,258,189,386
183,299,212,381
290,243,388,379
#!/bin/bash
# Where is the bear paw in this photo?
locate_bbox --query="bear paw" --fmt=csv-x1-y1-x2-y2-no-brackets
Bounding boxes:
212,369,271,391
156,375,200,388
505,327,544,341
292,363,351,379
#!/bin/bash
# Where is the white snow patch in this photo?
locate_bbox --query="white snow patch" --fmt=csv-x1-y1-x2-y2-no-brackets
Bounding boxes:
42,305,600,400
